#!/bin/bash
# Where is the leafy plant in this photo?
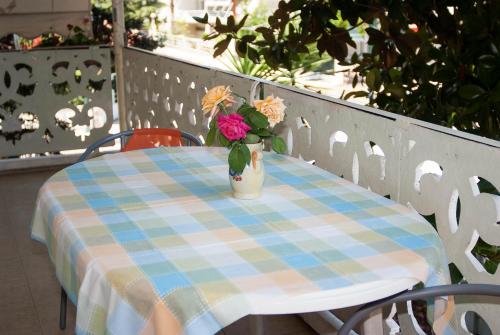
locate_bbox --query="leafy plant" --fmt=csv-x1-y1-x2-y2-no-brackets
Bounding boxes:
223,46,334,91
270,46,334,88
195,0,500,140
223,50,273,78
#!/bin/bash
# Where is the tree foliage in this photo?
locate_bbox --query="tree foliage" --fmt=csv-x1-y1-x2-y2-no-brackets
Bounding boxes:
92,0,164,30
92,0,164,50
197,0,500,140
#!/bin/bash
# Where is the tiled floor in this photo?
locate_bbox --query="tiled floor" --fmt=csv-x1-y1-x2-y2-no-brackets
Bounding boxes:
0,167,77,335
0,166,317,335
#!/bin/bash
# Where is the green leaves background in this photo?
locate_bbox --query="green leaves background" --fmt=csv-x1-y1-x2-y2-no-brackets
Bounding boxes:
199,0,500,140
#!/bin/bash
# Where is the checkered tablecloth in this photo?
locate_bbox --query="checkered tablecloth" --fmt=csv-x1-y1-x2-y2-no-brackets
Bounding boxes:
32,147,450,335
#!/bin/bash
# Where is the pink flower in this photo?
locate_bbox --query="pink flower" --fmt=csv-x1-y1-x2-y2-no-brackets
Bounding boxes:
217,114,251,141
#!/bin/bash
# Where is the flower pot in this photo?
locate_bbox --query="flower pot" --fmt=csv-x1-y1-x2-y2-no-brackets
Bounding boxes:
229,142,264,199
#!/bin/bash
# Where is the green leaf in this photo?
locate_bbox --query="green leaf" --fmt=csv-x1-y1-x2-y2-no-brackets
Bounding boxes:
317,35,327,55
365,27,386,46
394,32,420,56
227,16,236,29
193,13,208,24
478,61,499,87
218,132,230,147
490,82,500,102
448,263,463,284
248,111,269,129
215,17,223,31
352,74,358,88
213,36,232,58
262,48,279,69
238,104,255,116
385,84,405,98
389,69,401,83
254,128,272,137
256,27,275,43
241,34,256,43
247,47,260,63
433,69,455,83
240,143,251,164
228,145,246,174
478,54,497,65
236,14,248,31
272,136,287,154
325,36,348,60
344,90,368,99
206,126,216,146
366,68,381,91
484,260,498,275
203,32,219,41
458,85,485,100
235,40,248,57
244,133,260,144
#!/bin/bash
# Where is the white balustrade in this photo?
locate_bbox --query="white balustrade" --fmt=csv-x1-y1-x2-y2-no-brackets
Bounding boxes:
123,46,500,334
0,47,113,158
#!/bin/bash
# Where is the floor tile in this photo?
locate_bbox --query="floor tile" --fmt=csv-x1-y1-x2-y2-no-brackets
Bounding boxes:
224,315,316,335
0,260,42,335
0,234,19,263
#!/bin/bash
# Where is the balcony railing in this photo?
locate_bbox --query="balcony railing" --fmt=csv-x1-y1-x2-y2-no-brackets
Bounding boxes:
123,46,500,333
0,46,114,159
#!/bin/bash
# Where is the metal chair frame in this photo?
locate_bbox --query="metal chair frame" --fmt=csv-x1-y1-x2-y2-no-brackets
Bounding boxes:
77,129,202,163
59,128,201,330
337,284,500,335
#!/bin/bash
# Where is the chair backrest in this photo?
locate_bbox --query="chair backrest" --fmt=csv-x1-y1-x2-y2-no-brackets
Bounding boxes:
78,128,202,163
122,128,183,152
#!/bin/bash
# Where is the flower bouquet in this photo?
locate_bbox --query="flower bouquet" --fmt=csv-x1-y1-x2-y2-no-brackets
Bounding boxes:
202,85,287,198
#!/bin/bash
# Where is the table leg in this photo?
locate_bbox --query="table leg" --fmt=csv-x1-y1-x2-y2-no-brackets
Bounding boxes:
360,308,383,335
59,287,67,330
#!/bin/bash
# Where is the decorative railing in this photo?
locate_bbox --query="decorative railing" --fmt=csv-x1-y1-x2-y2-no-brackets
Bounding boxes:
0,46,113,158
124,46,500,333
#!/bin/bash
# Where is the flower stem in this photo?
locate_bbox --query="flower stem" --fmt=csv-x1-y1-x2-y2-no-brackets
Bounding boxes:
219,102,228,114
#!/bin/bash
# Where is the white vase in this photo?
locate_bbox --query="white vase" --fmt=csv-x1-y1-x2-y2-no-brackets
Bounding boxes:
229,142,265,199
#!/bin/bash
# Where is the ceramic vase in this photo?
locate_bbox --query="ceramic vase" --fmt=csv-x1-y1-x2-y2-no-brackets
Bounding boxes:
229,142,264,199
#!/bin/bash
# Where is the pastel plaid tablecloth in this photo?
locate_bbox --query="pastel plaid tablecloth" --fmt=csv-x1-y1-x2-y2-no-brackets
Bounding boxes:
32,147,450,335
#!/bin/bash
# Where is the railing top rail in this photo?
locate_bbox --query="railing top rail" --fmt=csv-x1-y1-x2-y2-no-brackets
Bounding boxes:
0,45,111,53
125,46,500,149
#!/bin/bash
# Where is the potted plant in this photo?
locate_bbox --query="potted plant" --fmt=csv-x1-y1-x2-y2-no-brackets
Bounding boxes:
202,85,287,199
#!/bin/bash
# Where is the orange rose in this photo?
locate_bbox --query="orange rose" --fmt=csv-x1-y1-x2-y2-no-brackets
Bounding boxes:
253,95,286,127
202,86,236,117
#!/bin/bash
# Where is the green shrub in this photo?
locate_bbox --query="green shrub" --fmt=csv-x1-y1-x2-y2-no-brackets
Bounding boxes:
196,0,500,140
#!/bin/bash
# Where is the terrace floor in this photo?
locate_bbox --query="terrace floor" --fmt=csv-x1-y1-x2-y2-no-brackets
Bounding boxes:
0,165,317,335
